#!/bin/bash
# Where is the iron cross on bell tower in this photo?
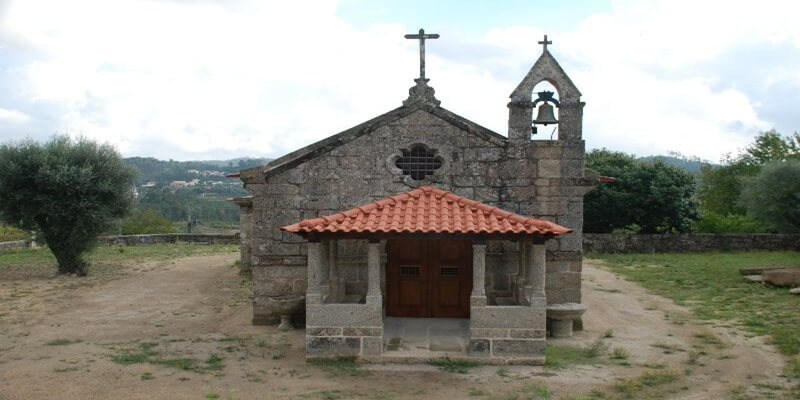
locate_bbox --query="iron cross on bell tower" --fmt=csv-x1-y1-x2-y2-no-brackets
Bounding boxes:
405,28,439,80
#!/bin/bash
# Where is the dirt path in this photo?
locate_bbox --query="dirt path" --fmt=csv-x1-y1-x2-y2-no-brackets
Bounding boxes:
0,256,793,400
580,259,789,399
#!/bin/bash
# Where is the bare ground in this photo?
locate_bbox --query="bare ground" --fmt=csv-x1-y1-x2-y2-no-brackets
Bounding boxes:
0,255,794,400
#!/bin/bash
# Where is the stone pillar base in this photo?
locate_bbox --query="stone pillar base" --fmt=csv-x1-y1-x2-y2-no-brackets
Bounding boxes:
550,319,573,338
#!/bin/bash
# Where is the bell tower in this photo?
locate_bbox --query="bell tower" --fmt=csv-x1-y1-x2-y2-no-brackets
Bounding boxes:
504,35,594,311
508,35,584,142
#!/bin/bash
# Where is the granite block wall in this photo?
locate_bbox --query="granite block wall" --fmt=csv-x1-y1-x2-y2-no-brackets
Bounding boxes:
241,106,594,324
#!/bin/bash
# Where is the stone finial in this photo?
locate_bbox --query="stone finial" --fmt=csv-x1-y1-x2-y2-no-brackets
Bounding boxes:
403,78,441,106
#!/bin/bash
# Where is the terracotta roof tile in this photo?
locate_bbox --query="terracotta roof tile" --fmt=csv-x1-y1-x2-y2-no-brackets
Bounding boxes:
281,186,572,236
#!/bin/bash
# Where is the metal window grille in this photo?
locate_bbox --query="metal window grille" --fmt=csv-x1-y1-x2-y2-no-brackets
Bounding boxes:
440,267,459,276
400,266,420,276
395,146,442,180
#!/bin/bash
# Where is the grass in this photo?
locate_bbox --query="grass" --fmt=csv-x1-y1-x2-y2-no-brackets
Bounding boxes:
308,357,371,377
614,369,680,398
110,342,224,373
0,243,238,277
488,384,553,400
544,341,605,369
45,339,81,346
787,357,800,378
427,357,481,373
590,251,800,356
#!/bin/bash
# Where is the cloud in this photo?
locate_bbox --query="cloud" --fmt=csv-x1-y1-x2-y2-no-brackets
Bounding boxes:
0,107,31,123
0,0,798,162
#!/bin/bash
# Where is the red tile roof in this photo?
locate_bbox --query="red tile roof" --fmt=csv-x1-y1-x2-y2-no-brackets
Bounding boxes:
281,186,572,236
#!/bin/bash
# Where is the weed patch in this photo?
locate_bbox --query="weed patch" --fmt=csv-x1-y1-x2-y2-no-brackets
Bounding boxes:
110,343,224,373
545,344,604,369
614,369,680,398
610,347,629,360
427,357,480,374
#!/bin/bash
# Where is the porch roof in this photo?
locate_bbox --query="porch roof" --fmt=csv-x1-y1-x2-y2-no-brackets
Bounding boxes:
281,186,572,240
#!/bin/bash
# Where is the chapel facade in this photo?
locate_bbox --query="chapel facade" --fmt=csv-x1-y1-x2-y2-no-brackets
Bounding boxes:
233,32,598,363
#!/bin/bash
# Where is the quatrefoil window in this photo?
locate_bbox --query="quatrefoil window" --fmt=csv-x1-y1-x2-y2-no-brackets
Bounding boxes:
394,145,443,181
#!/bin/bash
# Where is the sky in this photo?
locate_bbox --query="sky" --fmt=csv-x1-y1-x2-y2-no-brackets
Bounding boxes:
0,0,798,162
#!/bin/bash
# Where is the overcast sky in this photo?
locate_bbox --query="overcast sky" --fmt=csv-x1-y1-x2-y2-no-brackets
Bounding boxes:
1,0,798,162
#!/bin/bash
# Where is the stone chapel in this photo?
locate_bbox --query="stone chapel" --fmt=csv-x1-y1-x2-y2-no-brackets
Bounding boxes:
231,31,600,364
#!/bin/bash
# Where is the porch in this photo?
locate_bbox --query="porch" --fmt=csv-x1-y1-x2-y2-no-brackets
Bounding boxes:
281,186,581,364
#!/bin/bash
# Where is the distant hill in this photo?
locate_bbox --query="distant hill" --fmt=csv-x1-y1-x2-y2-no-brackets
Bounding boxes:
124,157,271,185
638,153,716,174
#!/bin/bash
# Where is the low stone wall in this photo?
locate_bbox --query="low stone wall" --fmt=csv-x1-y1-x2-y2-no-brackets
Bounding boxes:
98,233,239,246
0,240,31,251
583,233,800,253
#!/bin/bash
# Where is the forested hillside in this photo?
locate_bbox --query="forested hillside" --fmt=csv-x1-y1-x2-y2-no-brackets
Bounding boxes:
124,157,270,185
638,152,713,173
120,157,271,234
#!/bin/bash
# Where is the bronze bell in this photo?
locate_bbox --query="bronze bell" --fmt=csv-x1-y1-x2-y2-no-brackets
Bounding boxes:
533,102,558,126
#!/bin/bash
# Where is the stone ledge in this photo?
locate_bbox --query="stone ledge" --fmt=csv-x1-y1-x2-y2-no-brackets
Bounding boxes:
470,306,545,329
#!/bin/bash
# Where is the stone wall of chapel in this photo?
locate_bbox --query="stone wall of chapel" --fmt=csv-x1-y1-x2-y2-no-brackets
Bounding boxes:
245,109,587,324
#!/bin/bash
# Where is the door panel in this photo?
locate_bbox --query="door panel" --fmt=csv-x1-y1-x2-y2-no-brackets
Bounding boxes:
387,239,472,318
430,240,472,318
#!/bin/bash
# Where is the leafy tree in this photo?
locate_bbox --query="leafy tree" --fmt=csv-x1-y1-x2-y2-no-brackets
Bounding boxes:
120,208,178,235
584,149,699,233
738,160,800,233
699,130,799,217
737,129,800,166
0,136,135,275
697,161,756,216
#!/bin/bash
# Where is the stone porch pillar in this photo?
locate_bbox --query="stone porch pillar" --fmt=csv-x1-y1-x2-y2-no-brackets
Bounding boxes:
230,196,253,274
366,240,382,306
328,239,341,303
517,240,530,305
529,243,546,306
471,243,487,306
319,241,330,301
306,241,325,306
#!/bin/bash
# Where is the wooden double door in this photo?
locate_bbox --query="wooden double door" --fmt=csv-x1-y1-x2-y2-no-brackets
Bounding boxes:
386,239,473,318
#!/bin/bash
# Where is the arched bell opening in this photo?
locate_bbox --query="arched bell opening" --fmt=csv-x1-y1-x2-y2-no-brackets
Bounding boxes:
531,80,560,139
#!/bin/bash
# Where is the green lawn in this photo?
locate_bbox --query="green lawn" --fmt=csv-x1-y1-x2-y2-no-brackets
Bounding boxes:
0,243,238,277
590,251,800,359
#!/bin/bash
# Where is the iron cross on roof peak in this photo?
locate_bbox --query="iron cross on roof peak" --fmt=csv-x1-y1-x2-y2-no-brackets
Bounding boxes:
539,34,552,53
404,28,439,80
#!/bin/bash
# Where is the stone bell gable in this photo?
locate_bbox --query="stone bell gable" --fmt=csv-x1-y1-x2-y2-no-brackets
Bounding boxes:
236,33,596,331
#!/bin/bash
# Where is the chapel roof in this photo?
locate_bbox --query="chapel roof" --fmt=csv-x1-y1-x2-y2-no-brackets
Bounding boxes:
281,186,572,238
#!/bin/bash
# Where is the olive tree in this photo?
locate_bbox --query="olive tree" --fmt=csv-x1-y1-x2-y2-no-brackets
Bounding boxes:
739,160,800,233
0,136,136,275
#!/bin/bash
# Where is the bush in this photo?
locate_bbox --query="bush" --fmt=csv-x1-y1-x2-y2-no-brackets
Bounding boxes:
585,149,699,233
0,136,135,275
120,208,178,235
